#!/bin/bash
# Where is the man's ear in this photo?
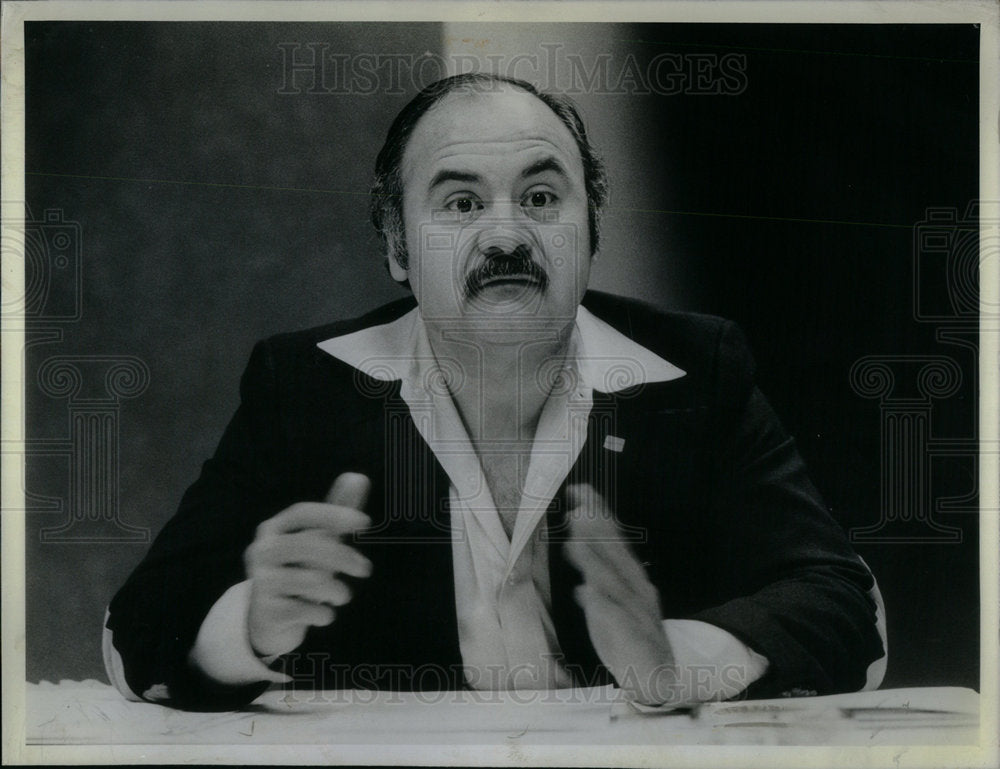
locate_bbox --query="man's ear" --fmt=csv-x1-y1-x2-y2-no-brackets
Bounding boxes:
387,252,408,282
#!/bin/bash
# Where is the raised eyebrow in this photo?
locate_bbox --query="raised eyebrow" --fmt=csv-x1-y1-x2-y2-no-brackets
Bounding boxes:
519,157,569,182
428,169,481,191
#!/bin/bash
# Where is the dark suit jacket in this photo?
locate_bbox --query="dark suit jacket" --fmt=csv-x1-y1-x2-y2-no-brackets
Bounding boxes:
106,292,885,710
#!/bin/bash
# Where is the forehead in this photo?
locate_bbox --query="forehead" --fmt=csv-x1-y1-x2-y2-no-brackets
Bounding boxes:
400,88,584,184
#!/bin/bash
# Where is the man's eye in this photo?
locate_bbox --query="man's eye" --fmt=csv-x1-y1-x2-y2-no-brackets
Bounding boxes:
447,197,482,214
524,191,555,208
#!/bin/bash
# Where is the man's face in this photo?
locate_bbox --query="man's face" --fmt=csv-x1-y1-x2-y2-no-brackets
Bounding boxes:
394,87,592,327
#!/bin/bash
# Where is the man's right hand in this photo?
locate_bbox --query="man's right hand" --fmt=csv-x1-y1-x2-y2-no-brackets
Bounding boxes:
244,472,373,657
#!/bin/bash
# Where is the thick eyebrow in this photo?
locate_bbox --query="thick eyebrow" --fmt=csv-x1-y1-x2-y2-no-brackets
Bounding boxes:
427,157,569,192
428,169,481,191
519,156,569,181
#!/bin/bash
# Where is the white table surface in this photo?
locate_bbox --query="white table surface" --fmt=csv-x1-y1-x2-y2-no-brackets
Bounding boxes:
23,680,981,747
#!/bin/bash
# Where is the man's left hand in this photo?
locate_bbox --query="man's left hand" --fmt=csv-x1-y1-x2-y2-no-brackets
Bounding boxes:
563,483,680,705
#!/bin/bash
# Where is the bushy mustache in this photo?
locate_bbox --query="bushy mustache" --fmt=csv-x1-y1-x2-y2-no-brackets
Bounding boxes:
463,246,549,299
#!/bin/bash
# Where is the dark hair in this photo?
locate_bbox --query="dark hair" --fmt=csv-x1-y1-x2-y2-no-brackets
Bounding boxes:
369,73,609,273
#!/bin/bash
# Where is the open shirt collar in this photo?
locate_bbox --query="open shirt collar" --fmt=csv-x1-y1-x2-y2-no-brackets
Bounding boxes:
316,304,686,391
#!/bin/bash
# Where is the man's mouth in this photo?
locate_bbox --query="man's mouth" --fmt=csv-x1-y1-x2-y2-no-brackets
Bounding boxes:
478,273,543,288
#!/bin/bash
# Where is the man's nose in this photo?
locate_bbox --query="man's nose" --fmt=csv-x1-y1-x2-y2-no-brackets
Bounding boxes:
473,200,533,254
482,243,531,261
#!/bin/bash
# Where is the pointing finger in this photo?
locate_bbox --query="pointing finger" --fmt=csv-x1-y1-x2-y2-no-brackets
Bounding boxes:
257,502,370,538
564,483,602,513
247,533,373,576
326,472,371,511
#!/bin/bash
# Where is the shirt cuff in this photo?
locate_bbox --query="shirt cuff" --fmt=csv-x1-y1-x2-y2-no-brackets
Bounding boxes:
187,580,291,686
628,619,770,712
859,558,888,691
102,608,142,701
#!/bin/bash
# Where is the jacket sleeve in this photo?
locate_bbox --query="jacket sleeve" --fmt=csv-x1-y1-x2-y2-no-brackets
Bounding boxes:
104,340,288,711
688,321,886,699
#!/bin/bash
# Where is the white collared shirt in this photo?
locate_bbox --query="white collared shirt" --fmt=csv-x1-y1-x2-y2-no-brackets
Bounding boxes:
105,304,887,703
317,305,694,690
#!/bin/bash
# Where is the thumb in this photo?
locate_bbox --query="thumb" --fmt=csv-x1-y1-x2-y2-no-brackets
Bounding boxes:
564,482,598,512
564,483,617,538
325,472,372,511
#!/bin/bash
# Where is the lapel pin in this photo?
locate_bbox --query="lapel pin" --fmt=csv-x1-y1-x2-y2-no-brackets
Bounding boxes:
603,435,625,453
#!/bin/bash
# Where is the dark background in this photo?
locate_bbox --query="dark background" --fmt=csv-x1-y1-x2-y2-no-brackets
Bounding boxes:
23,22,980,690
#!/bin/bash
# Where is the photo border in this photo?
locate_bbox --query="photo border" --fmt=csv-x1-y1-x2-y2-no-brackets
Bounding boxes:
2,1,997,766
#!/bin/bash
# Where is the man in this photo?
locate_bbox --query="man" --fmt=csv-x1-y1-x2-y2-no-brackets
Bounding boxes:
104,73,886,711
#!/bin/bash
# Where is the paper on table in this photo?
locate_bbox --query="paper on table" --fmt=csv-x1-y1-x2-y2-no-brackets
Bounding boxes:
602,687,982,747
645,687,981,729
